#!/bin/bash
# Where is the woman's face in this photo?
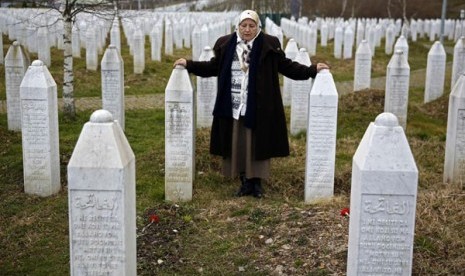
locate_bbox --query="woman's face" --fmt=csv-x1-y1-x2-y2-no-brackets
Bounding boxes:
238,19,258,41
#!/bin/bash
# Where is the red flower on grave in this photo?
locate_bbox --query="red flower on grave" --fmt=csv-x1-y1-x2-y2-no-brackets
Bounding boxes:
149,214,160,224
340,208,350,218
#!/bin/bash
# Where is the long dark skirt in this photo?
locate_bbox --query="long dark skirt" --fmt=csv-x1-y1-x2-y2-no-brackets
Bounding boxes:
222,118,270,179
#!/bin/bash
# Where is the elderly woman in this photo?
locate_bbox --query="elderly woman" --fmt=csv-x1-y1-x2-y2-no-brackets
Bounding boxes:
174,10,329,198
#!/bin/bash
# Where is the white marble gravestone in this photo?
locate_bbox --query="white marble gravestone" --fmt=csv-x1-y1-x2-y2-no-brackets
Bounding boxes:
101,45,125,130
368,26,376,57
424,41,446,103
308,27,317,56
37,27,51,67
86,27,98,71
320,23,328,47
290,48,312,136
110,21,121,54
196,46,216,128
164,21,173,56
133,29,145,74
305,69,338,202
451,37,465,90
444,73,465,184
72,26,81,58
165,65,194,201
356,20,364,48
347,112,418,276
283,38,299,106
200,24,209,50
68,109,136,276
20,60,60,197
26,26,37,54
0,31,3,65
5,41,29,131
334,25,343,59
354,40,372,91
385,50,410,129
394,35,409,61
150,26,161,61
192,25,202,61
343,26,354,59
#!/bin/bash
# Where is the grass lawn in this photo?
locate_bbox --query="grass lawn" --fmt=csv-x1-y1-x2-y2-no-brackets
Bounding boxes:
0,27,464,275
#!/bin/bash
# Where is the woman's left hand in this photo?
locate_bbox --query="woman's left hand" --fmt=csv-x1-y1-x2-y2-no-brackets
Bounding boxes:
316,63,330,72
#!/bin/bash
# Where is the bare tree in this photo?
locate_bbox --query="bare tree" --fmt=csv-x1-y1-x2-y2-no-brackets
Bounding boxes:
18,0,117,119
340,0,348,17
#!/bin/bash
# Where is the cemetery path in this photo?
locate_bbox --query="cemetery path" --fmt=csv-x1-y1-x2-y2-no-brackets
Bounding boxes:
0,62,452,114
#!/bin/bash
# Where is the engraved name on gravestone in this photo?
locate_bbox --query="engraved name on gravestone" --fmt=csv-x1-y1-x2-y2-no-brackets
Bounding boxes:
165,66,194,201
347,113,418,276
305,69,338,202
385,50,410,129
290,48,312,136
444,74,465,184
20,60,60,197
196,46,216,128
68,110,136,276
101,45,125,130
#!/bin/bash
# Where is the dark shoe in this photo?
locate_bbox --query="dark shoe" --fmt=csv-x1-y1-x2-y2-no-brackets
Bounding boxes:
235,175,254,197
251,178,264,198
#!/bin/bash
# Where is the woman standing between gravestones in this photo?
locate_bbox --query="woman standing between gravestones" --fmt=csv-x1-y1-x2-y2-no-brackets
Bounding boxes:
174,10,329,198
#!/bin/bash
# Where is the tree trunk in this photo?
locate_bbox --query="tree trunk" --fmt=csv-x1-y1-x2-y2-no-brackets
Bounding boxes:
340,0,348,18
387,0,392,18
63,14,75,119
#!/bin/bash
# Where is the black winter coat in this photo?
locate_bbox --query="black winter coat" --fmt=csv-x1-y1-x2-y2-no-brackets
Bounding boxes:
186,32,317,160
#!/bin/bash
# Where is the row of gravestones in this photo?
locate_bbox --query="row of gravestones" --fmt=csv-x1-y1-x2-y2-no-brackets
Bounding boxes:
4,39,465,276
22,61,465,274
0,8,238,73
5,34,465,198
4,7,463,75
281,17,465,59
282,35,465,131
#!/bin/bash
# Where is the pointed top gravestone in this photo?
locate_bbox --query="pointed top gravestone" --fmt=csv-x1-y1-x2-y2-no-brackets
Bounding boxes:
0,30,4,65
196,46,216,128
283,38,299,106
68,109,136,276
444,73,465,184
20,60,60,197
165,65,194,202
101,45,125,130
394,35,409,60
385,50,410,129
347,112,418,276
305,69,338,202
290,48,312,136
424,41,446,103
5,41,30,131
451,36,465,89
354,40,372,91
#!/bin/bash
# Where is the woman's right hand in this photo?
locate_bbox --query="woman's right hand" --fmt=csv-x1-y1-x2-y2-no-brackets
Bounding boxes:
173,58,187,68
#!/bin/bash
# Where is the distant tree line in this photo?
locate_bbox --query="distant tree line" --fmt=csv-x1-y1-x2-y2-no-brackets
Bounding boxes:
299,0,463,20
